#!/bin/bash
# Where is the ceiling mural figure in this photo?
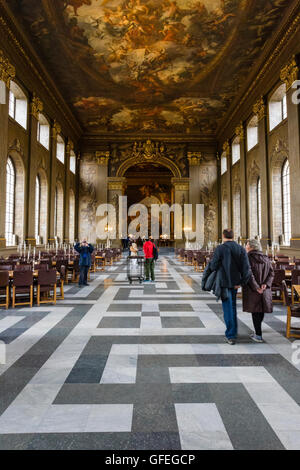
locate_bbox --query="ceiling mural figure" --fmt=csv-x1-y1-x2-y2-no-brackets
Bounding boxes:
8,0,292,134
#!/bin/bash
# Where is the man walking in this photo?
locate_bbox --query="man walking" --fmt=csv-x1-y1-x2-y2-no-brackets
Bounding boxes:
208,229,250,345
74,238,94,287
143,238,156,282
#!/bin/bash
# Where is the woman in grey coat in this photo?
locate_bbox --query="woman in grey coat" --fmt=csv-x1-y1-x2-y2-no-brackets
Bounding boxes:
243,239,274,343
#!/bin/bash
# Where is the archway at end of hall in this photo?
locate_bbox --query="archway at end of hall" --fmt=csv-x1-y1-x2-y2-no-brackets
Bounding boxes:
123,163,175,247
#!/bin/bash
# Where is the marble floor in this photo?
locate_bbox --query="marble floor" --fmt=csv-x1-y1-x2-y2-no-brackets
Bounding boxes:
0,254,300,450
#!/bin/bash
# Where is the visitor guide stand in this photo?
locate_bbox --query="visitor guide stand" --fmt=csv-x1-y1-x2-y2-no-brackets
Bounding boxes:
127,255,145,284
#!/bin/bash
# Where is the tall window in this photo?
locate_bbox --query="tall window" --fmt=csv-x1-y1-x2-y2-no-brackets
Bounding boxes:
56,135,65,164
221,152,227,175
9,82,27,129
35,175,41,240
247,116,258,151
269,84,287,131
54,186,58,237
233,187,241,238
37,114,50,149
5,158,15,246
257,177,262,238
70,151,76,174
232,138,240,165
282,159,291,245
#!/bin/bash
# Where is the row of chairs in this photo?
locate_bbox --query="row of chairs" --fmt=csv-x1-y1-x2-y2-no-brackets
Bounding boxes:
0,268,65,309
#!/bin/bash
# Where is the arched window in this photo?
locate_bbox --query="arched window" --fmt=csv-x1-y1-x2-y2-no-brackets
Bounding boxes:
5,158,16,246
35,175,41,240
282,159,291,245
257,177,262,238
54,182,64,241
69,189,75,242
233,186,241,238
9,81,28,129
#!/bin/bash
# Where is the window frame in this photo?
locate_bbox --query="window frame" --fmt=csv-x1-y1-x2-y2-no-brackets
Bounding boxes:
35,175,41,240
281,159,291,246
5,157,16,246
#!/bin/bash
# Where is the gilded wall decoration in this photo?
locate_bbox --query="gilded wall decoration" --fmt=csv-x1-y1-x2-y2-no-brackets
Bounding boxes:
79,156,98,240
6,0,292,134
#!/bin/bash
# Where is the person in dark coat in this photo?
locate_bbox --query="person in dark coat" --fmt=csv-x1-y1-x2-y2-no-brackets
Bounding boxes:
209,229,250,345
243,239,274,343
74,238,94,287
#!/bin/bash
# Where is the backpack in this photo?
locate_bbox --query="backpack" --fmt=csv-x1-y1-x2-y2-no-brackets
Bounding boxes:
152,244,159,261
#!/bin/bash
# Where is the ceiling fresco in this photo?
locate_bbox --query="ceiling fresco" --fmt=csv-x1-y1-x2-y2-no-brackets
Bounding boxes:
7,0,292,134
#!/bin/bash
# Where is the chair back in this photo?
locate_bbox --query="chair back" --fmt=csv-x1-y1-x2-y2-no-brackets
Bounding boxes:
272,269,286,286
38,269,57,286
0,271,9,287
291,270,300,286
14,264,32,272
0,265,12,271
282,280,291,306
35,263,49,271
13,270,33,287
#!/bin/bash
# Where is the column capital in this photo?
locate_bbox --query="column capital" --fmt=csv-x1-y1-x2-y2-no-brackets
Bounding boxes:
0,50,15,87
187,152,202,166
52,120,61,139
107,176,126,191
235,122,244,140
66,139,74,153
222,140,230,156
30,93,43,119
96,151,110,165
171,177,190,191
280,56,299,90
253,96,266,121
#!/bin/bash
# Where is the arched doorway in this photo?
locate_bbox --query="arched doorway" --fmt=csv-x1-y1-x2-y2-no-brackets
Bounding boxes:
124,163,174,246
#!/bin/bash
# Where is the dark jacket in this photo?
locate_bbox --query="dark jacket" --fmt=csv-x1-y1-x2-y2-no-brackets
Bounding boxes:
74,243,94,267
209,241,250,288
242,250,274,313
202,264,228,301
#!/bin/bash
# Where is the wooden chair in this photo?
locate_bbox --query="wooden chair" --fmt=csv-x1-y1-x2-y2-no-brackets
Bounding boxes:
56,265,65,300
282,281,300,339
37,269,57,306
0,271,10,309
12,271,33,308
271,269,286,303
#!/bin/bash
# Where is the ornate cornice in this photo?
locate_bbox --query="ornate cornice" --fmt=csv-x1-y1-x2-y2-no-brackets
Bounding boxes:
66,139,74,153
107,177,127,191
52,120,61,139
280,55,299,90
187,152,202,166
96,151,110,165
171,177,190,191
0,49,15,87
235,123,244,140
253,96,266,121
30,93,43,119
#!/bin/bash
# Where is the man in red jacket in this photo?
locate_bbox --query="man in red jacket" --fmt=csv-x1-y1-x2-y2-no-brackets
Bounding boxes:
143,238,155,282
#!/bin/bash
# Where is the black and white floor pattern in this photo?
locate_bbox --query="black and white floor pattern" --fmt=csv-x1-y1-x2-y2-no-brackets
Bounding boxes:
0,255,300,450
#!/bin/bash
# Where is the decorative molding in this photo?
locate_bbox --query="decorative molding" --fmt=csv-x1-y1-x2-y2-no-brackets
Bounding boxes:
52,120,61,139
0,49,15,87
66,139,74,153
107,177,127,191
95,151,110,165
253,96,266,121
30,93,43,119
235,123,244,140
171,178,190,191
187,152,202,166
280,55,299,90
222,141,230,156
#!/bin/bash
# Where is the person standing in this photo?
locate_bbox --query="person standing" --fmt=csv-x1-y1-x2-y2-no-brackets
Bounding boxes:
243,239,274,343
74,238,94,287
143,238,156,282
208,229,250,345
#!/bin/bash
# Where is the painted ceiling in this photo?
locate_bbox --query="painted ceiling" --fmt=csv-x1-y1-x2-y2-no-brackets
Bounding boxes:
7,0,292,135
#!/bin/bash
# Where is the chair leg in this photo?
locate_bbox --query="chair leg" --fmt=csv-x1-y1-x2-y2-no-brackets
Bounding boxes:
6,286,9,309
286,307,291,338
60,280,64,300
30,285,33,307
54,284,57,304
12,286,15,308
37,285,40,307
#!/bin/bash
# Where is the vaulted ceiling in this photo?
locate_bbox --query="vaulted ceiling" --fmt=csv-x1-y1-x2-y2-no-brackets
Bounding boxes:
6,0,294,136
